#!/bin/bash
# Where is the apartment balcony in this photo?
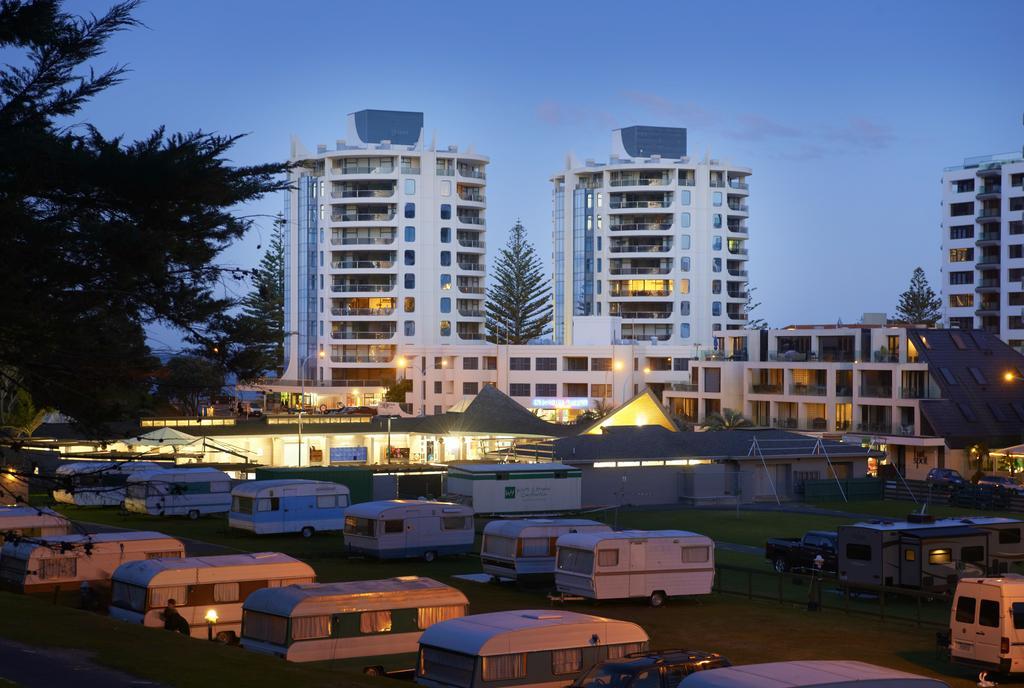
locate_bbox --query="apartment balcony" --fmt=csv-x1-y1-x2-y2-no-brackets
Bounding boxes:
678,175,696,187
727,203,749,213
976,277,1001,293
621,330,671,342
609,241,672,253
457,165,486,180
331,187,395,200
709,179,725,188
457,331,486,341
611,310,673,319
436,162,454,177
331,210,396,223
727,247,749,259
330,235,396,246
668,382,698,392
975,304,1001,317
609,173,671,188
457,215,485,226
728,269,748,277
835,386,853,397
871,350,901,363
457,308,485,318
608,266,672,276
726,310,748,322
727,223,748,235
772,418,828,432
457,238,486,250
726,289,748,300
330,259,396,271
333,162,396,176
728,179,750,192
899,387,938,399
330,354,395,364
977,184,1002,200
789,384,827,396
976,230,1001,246
399,163,421,175
458,283,485,295
977,165,1003,178
976,255,1001,268
458,262,485,273
331,329,397,341
977,208,1001,223
609,221,672,232
457,190,485,203
331,282,396,294
609,194,673,210
858,385,893,398
750,383,783,394
856,422,894,435
330,306,396,317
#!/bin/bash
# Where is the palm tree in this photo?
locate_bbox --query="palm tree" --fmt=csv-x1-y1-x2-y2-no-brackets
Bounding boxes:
701,408,753,431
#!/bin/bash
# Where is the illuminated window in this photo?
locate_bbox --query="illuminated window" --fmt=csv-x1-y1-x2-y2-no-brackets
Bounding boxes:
680,279,690,294
928,548,951,564
440,320,451,336
949,294,973,308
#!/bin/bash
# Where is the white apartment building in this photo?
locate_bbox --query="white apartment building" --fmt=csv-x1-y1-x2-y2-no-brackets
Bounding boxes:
941,150,1024,349
551,125,751,348
280,110,488,398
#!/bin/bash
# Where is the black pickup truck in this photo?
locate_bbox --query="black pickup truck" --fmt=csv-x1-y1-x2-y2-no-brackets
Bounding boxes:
765,530,838,574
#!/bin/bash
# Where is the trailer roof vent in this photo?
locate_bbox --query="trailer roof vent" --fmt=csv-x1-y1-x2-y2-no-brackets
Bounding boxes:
907,513,935,524
523,613,562,620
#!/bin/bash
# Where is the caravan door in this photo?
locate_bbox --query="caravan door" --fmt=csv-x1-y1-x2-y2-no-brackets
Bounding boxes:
898,540,921,587
628,540,646,598
973,587,1003,669
281,487,299,531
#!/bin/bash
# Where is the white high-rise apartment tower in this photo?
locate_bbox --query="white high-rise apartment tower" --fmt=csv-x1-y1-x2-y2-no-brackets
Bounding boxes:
551,126,752,348
941,146,1024,350
281,110,488,402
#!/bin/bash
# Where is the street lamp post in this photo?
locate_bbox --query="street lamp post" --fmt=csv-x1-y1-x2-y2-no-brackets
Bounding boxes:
297,349,325,467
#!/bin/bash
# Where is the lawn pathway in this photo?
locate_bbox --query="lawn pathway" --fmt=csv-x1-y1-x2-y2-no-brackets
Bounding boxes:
0,638,166,688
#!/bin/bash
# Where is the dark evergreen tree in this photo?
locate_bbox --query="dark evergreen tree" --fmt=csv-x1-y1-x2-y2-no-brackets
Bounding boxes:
0,1,288,428
893,267,942,326
154,355,225,416
231,215,286,378
744,286,768,330
485,220,552,344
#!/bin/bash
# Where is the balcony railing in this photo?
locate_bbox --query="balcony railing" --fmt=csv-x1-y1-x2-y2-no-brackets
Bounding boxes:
609,176,670,187
330,331,396,340
609,200,672,209
457,332,486,341
337,164,395,175
332,189,395,199
330,354,394,363
899,387,937,399
458,262,484,271
977,209,1001,220
750,383,783,394
978,185,1002,195
871,351,901,363
332,212,396,222
331,260,395,269
835,386,853,397
859,385,893,398
977,256,1001,266
330,236,396,246
710,180,725,188
458,239,485,248
728,247,749,255
330,307,395,316
609,289,671,297
728,180,749,190
609,267,671,276
728,269,748,277
609,244,671,253
458,308,484,318
679,177,696,187
609,222,672,231
399,165,420,175
976,231,1001,242
668,382,698,392
457,215,485,225
856,422,893,435
458,192,485,202
458,284,485,294
457,168,486,180
728,224,748,234
331,284,396,293
789,384,826,396
728,203,749,212
612,311,673,319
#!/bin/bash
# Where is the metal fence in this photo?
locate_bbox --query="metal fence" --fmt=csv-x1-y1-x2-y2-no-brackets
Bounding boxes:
883,479,1024,512
713,564,951,627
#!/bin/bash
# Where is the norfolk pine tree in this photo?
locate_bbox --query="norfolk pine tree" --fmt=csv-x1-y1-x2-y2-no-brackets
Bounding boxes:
893,267,943,326
485,220,552,344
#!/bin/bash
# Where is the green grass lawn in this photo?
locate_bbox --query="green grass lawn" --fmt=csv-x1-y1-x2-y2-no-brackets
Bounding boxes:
809,498,1024,521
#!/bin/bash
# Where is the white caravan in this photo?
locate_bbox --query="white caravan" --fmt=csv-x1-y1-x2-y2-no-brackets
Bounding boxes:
52,461,164,506
480,519,611,582
124,467,231,518
555,530,715,606
343,500,474,561
241,577,468,664
0,531,184,593
109,552,315,641
0,506,71,544
949,576,1024,677
416,610,649,688
229,479,351,536
677,660,950,687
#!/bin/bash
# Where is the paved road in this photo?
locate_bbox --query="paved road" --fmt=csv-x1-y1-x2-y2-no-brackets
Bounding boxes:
0,639,165,688
75,520,241,557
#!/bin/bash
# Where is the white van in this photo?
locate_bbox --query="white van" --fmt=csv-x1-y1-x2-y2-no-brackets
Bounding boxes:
53,461,164,506
229,479,351,536
109,552,315,641
949,576,1024,676
124,467,232,519
0,531,184,594
480,519,611,582
343,500,474,562
416,610,649,688
677,660,950,687
555,530,715,606
0,506,70,544
241,577,468,663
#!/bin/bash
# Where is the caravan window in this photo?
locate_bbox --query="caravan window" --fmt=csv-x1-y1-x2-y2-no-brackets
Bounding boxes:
845,543,872,561
597,549,619,567
316,495,338,509
345,516,374,536
482,654,527,681
607,643,648,659
1012,603,1024,629
962,546,985,563
111,582,146,612
682,546,710,563
417,605,464,629
150,585,188,608
929,548,952,564
1000,528,1022,544
257,498,280,512
979,600,1000,628
521,537,550,557
292,615,331,640
214,582,239,602
211,481,229,493
955,596,976,623
442,516,471,530
38,558,76,580
360,610,392,634
420,647,475,686
483,535,514,558
244,611,287,645
558,548,594,574
552,648,582,675
233,496,253,514
146,550,182,560
384,519,404,534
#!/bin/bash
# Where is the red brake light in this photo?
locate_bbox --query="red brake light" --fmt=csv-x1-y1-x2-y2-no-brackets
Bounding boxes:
1002,637,1010,654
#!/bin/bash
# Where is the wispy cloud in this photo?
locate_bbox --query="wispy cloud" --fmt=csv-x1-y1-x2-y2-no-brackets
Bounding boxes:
620,91,716,128
536,100,564,126
727,113,802,142
825,117,895,150
535,100,617,129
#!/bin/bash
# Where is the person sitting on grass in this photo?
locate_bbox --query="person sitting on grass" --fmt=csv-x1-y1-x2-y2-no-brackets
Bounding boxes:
160,599,190,635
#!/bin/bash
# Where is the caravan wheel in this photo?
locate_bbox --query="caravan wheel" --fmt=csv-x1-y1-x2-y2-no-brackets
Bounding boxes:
423,551,437,563
363,665,385,677
187,509,200,520
649,591,667,607
301,526,315,538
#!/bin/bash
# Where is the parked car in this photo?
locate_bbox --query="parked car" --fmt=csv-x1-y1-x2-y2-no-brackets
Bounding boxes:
765,530,837,574
926,468,965,489
342,406,377,417
977,475,1024,494
573,650,732,688
248,404,263,417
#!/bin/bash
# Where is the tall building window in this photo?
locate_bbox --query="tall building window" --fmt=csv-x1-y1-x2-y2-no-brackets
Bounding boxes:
680,212,691,228
712,280,722,294
680,301,690,316
712,236,722,251
404,321,415,336
404,226,415,241
680,279,690,294
713,191,723,207
949,271,974,285
405,179,416,195
404,202,415,219
440,274,451,289
713,214,722,228
712,257,722,272
440,297,451,313
597,192,603,208
440,251,451,266
680,323,691,338
596,258,602,272
680,257,690,272
404,297,415,312
404,274,415,288
949,225,973,240
404,250,415,266
949,248,973,262
440,320,451,336
680,190,691,205
440,227,451,243
509,383,531,397
462,382,478,395
712,301,722,316
596,236,602,250
680,234,691,250
440,204,451,220
949,294,973,307
440,181,451,196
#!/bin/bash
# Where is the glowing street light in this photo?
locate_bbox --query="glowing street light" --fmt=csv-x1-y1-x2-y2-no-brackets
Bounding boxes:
204,608,219,641
1004,371,1022,383
612,360,624,372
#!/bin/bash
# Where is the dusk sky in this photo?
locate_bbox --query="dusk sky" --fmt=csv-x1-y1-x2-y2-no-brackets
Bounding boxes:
77,0,1024,347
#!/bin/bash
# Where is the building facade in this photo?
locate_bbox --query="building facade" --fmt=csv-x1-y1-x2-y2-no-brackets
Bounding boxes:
941,150,1024,349
281,109,489,396
551,126,751,348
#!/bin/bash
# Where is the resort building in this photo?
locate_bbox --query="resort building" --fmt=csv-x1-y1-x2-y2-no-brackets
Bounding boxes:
941,149,1024,348
550,125,751,347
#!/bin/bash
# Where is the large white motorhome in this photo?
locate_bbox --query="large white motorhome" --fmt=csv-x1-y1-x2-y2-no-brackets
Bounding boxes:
241,577,468,664
838,515,1024,592
343,500,474,561
52,461,164,507
480,519,611,583
0,506,71,545
0,531,184,594
124,467,232,519
555,530,715,606
109,552,315,641
949,576,1024,677
416,610,650,688
677,660,950,687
